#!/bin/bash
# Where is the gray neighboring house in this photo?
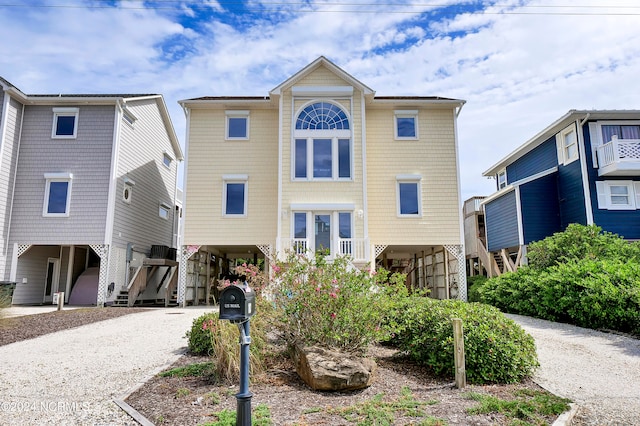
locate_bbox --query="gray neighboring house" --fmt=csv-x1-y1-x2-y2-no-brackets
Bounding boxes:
0,77,183,306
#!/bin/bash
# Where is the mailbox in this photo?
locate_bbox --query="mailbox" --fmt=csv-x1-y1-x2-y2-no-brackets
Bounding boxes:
219,283,256,322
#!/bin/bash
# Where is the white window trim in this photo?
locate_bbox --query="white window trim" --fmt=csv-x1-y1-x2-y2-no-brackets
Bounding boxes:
396,174,422,217
556,124,579,166
222,174,248,217
595,180,636,210
159,202,171,220
51,108,79,139
394,110,419,140
292,136,353,181
162,151,173,169
225,110,250,140
497,169,507,189
43,173,73,217
122,108,137,127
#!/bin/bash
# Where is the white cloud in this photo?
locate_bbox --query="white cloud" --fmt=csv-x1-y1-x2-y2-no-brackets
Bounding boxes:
1,0,639,200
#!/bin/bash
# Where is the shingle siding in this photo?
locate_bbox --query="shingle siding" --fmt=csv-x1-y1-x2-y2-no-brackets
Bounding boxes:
9,105,113,245
111,99,178,252
485,190,519,251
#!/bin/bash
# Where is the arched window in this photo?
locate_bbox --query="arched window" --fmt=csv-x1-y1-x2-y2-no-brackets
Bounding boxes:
296,102,350,130
293,102,352,180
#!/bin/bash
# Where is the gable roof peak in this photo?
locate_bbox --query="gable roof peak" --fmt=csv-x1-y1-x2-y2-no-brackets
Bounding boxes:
270,56,375,97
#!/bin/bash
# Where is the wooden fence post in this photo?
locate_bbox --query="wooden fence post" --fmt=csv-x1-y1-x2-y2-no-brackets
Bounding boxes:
452,318,466,388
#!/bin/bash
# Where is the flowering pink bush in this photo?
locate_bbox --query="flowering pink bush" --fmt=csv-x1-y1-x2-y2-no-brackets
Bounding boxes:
271,252,407,354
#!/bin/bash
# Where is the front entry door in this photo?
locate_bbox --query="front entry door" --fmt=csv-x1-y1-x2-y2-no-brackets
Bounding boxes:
314,214,331,256
43,258,60,303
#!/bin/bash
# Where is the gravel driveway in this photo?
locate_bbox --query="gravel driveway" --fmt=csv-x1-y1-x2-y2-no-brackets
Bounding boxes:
508,314,640,425
0,306,212,425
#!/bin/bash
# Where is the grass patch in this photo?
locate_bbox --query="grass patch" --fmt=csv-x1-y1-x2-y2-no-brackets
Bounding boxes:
465,389,571,425
325,387,442,425
159,362,214,378
203,403,272,426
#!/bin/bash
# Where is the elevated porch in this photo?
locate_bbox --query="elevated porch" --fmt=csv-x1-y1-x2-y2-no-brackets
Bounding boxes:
596,136,640,176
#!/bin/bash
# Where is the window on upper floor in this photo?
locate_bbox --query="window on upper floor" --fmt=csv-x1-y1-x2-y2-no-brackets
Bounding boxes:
595,180,640,210
52,108,79,139
293,101,352,181
223,175,248,217
396,175,422,216
163,152,173,168
557,124,578,165
43,173,73,217
226,110,249,140
123,109,137,127
601,124,640,143
394,110,418,140
159,203,171,219
497,169,507,190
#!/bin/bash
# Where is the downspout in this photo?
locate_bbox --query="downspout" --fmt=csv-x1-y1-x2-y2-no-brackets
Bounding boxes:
360,92,369,261
275,96,284,256
577,115,594,225
6,99,25,280
178,104,191,307
452,103,467,301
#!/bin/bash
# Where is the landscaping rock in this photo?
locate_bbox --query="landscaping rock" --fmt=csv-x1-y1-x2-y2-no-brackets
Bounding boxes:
293,344,376,391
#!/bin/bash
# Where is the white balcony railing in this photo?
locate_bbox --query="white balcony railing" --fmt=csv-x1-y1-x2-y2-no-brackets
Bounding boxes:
596,137,640,168
279,238,369,261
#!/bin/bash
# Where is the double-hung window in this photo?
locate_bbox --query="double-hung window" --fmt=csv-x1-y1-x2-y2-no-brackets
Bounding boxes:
595,180,638,210
396,175,422,216
293,102,351,180
557,124,578,165
223,175,248,217
43,173,73,217
497,169,507,190
394,110,418,140
52,108,79,139
226,110,249,140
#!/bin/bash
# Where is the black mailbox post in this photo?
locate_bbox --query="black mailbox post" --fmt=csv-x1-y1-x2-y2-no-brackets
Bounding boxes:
219,282,256,425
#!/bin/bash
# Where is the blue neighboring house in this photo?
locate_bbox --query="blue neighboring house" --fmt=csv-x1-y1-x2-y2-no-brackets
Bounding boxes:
481,110,640,273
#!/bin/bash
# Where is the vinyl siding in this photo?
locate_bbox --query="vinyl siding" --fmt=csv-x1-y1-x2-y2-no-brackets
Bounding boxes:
10,245,61,304
9,105,113,245
520,174,561,244
367,107,461,245
485,190,519,252
505,137,558,183
0,96,22,278
111,98,178,252
280,68,366,241
584,122,640,238
184,108,279,245
557,159,587,227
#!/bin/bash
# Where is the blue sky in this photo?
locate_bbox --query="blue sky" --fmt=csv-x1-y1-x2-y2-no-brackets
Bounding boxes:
1,0,639,201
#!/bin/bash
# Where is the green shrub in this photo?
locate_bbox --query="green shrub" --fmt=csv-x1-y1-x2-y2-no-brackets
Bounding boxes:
466,275,488,303
271,252,407,354
482,260,640,335
388,297,538,384
527,224,640,269
186,312,218,355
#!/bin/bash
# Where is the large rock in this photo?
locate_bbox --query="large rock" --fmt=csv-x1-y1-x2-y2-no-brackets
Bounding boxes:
293,345,377,391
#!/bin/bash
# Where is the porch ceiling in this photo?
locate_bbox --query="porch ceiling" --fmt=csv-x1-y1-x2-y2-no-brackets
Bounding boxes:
198,245,265,258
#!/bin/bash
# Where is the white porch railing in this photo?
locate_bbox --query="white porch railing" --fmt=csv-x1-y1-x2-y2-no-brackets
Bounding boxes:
596,137,640,168
280,238,369,261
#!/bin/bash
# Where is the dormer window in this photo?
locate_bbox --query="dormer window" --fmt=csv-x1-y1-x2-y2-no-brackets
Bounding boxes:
52,108,79,139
